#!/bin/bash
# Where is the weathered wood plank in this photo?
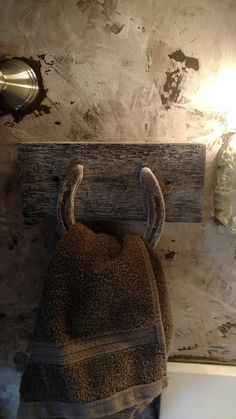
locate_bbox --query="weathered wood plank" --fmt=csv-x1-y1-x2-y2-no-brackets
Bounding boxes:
18,143,205,222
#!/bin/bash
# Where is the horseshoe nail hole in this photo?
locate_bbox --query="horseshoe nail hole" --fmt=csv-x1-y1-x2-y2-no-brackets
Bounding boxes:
52,175,60,184
165,179,173,186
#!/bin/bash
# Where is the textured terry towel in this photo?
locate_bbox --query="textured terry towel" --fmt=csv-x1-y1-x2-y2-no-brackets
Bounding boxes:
18,222,173,419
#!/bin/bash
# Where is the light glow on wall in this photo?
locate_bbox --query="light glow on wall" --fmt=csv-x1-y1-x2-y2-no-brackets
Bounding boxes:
193,67,236,131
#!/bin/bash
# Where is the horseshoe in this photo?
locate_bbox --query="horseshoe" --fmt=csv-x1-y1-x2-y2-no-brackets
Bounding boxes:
140,167,165,248
57,165,165,248
57,164,83,236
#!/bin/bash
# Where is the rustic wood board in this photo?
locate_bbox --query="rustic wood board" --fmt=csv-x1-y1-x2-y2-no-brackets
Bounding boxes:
18,143,205,222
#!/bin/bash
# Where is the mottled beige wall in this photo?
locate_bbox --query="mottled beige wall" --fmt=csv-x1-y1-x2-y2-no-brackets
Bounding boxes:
1,0,236,377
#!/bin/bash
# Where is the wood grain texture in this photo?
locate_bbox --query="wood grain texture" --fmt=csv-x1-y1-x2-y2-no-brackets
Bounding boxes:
18,143,206,222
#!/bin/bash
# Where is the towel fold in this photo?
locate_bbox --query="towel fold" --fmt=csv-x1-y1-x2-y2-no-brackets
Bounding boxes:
18,222,173,419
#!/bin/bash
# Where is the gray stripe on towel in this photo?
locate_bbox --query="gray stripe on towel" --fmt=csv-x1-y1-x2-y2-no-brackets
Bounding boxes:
31,328,158,365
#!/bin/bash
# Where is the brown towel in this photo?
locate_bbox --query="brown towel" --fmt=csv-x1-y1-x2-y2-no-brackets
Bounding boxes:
17,222,173,419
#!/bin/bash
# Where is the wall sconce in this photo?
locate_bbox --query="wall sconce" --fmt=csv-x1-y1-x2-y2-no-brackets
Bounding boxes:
0,58,39,112
214,133,236,233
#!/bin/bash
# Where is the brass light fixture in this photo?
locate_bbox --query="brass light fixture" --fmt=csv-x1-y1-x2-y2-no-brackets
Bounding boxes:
0,58,39,111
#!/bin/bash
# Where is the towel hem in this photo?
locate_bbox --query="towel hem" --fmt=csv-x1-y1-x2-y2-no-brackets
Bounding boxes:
17,379,167,418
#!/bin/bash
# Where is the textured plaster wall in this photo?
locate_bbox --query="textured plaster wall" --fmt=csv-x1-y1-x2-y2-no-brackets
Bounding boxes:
1,1,236,412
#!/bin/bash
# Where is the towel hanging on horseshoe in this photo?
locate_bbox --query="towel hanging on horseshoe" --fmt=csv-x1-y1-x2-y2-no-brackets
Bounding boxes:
17,166,173,419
